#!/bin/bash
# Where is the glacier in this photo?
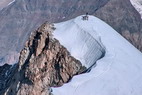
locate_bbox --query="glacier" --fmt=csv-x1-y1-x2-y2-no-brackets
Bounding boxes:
52,15,142,95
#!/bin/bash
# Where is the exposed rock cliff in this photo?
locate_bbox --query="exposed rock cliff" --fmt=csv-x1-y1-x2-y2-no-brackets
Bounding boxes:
0,22,86,95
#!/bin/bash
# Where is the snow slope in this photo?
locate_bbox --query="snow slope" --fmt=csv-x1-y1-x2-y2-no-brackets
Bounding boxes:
53,17,105,68
130,0,142,18
52,15,142,95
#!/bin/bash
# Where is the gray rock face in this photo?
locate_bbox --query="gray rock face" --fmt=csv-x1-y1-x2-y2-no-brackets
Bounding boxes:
0,22,86,95
94,0,142,51
0,0,109,65
0,0,13,10
0,64,17,92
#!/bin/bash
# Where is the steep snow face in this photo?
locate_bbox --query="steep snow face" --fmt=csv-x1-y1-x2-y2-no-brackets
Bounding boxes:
53,18,105,68
130,0,142,18
52,16,142,95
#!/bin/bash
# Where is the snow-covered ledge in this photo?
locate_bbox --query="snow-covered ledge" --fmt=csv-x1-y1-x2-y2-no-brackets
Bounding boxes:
53,16,106,68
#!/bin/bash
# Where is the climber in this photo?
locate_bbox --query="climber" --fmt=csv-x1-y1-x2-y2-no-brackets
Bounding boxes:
82,12,89,20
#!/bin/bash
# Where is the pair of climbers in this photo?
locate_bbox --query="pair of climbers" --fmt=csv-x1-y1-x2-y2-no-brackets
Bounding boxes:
82,12,89,20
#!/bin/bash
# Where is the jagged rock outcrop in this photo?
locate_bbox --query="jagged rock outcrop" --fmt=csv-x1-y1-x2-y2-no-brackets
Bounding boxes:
0,22,86,95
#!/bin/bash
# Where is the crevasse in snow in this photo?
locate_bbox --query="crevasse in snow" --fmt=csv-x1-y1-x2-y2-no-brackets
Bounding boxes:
52,15,142,95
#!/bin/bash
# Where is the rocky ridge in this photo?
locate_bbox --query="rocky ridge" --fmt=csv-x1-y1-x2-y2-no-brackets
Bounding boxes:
0,22,86,95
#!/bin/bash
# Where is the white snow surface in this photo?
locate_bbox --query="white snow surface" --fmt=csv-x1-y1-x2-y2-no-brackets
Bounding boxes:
52,15,142,95
53,16,105,68
130,0,142,18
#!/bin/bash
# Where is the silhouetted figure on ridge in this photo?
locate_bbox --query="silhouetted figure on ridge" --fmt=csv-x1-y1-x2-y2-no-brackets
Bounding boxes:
82,12,89,20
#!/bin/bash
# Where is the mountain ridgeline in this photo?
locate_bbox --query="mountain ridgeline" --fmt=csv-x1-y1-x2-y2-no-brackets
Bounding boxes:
0,0,109,65
0,0,142,65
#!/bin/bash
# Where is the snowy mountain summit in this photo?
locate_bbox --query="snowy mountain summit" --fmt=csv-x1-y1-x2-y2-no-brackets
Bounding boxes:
52,15,142,95
0,15,142,95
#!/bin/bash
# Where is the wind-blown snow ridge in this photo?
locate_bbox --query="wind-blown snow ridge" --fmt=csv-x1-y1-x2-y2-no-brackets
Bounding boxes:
53,17,105,68
52,15,142,95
